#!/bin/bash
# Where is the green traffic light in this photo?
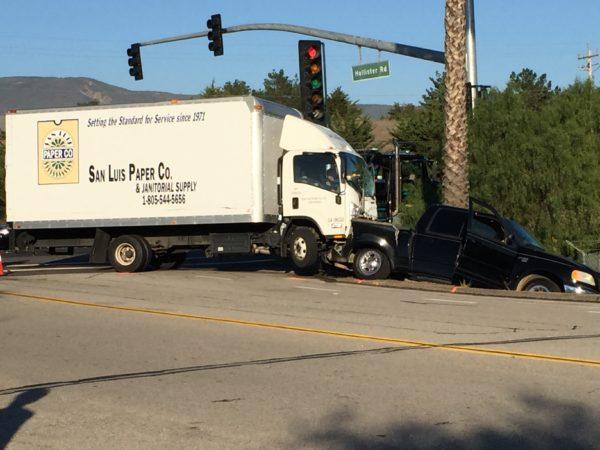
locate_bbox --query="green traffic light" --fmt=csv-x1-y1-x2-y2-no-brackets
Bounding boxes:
310,79,322,90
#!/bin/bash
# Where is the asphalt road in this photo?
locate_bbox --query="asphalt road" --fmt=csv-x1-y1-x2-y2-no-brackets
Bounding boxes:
1,254,600,449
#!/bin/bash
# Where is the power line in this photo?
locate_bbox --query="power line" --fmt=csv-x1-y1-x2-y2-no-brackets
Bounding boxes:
577,44,599,82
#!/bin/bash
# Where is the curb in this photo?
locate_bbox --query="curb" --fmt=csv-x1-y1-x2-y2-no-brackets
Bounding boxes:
323,276,600,304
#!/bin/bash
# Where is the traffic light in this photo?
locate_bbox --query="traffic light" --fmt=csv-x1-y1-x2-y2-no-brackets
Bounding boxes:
127,43,143,80
207,14,224,56
298,40,326,125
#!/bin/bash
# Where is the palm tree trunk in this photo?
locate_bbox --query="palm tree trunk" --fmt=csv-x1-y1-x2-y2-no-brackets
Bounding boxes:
443,0,469,208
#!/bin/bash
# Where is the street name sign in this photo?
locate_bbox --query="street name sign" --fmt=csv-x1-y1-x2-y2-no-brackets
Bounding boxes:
352,61,390,81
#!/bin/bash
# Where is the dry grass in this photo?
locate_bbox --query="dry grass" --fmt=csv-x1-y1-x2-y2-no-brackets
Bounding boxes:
371,119,395,150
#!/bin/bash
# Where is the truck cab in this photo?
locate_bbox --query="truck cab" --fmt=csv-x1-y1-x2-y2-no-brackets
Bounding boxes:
278,115,377,272
281,149,377,237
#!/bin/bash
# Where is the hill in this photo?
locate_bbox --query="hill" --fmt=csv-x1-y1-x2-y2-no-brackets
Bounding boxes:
357,104,392,120
0,77,191,130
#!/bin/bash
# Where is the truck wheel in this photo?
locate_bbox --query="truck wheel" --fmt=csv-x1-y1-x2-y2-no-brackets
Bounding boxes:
289,227,320,275
353,248,391,280
521,275,561,293
134,236,153,270
108,235,148,273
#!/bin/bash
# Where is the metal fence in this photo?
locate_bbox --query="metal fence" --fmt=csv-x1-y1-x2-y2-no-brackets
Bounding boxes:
565,240,600,272
585,252,600,272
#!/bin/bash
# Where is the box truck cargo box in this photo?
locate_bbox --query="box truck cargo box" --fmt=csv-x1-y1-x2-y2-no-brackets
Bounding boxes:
6,96,298,228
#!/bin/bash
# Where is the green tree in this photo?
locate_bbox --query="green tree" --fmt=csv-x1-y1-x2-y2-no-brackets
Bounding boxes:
252,69,300,109
506,68,558,109
222,80,251,96
390,72,445,162
327,87,374,149
198,80,223,98
198,79,251,98
470,78,600,253
387,103,418,121
387,75,446,226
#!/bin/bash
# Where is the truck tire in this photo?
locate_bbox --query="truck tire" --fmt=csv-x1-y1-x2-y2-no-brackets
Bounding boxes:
521,275,561,293
289,227,320,275
134,236,153,270
108,235,149,273
353,247,391,280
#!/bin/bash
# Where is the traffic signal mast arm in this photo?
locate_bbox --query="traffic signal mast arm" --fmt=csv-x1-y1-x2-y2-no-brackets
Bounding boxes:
138,22,444,64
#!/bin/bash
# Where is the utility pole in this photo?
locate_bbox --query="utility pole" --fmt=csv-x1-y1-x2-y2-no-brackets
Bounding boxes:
578,44,599,82
465,0,478,110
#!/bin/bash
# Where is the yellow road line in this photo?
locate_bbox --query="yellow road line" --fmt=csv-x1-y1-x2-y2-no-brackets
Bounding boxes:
2,289,600,368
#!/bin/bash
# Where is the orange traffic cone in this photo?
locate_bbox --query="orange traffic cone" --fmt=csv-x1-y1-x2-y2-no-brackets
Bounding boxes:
0,253,5,276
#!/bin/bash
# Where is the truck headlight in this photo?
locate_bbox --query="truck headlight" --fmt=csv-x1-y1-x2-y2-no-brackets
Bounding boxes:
572,270,596,287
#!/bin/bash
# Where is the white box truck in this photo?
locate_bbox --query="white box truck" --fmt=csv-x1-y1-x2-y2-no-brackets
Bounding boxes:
5,96,377,273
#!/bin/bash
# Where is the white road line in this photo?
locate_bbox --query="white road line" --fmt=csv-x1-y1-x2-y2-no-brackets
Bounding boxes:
194,274,234,281
295,286,340,293
426,298,478,305
588,310,600,314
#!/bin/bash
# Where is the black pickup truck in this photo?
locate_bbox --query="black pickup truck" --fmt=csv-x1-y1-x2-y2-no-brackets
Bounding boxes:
350,198,599,294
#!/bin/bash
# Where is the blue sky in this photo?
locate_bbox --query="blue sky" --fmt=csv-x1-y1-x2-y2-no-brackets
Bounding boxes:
1,0,598,104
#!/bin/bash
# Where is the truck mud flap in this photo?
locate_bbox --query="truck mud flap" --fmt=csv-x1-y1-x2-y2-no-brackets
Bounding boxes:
90,228,111,263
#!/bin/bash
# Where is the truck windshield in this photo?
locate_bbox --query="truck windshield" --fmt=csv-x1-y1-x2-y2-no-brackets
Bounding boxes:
341,153,375,197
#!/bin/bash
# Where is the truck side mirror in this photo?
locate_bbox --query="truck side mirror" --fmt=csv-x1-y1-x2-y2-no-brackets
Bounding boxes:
335,194,342,205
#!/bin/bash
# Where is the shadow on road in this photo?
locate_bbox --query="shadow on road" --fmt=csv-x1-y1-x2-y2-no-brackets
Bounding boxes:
3,250,352,278
292,395,600,449
179,254,291,273
0,388,48,449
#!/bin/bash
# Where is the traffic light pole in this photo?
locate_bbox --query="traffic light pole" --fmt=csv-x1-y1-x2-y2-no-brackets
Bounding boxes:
138,22,444,64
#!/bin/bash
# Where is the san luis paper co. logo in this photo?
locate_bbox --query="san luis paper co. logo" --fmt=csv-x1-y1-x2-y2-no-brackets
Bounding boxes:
38,119,79,184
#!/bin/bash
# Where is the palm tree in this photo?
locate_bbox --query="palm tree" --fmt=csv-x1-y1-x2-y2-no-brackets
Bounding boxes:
443,0,469,207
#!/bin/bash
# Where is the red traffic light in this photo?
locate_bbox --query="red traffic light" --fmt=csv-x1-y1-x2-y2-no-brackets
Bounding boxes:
306,45,320,60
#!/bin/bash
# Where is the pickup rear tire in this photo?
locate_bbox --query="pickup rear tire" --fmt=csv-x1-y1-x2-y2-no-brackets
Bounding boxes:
289,227,320,275
353,248,391,280
108,235,149,273
521,275,561,293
